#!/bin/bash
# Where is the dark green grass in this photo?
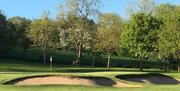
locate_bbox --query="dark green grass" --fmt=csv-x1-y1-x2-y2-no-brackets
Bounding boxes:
0,59,162,73
115,73,172,79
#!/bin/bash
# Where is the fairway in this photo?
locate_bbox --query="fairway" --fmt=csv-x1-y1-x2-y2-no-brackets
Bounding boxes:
0,59,180,91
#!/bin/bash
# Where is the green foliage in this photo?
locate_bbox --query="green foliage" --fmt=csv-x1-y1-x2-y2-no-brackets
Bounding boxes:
0,11,14,57
58,0,101,66
97,13,124,53
27,16,55,48
121,13,162,59
120,13,162,70
8,16,31,48
155,3,175,19
96,13,124,68
156,4,180,59
156,4,180,72
27,13,57,63
0,12,8,56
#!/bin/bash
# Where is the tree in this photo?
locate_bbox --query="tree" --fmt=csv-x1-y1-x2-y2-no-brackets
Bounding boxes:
97,13,124,69
0,11,7,57
57,13,78,51
58,14,97,65
155,4,175,72
27,13,55,64
0,11,12,58
138,0,155,14
84,21,98,67
155,3,175,19
127,0,155,16
8,16,31,59
120,13,162,71
58,0,101,66
156,4,180,72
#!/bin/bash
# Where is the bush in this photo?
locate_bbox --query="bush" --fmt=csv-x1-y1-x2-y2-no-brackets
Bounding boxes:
6,48,24,60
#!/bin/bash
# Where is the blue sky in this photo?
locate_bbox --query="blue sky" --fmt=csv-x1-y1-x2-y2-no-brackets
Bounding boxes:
0,0,180,19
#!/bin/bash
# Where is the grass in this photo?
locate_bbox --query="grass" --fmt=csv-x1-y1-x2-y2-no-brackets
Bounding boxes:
1,85,180,91
0,59,162,72
0,59,180,91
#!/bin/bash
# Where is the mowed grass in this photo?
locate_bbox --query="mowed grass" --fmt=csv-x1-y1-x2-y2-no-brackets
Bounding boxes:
0,59,161,72
1,85,180,91
0,59,180,91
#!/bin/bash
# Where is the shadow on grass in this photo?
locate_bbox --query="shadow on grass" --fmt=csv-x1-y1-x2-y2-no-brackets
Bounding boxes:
115,73,180,84
0,67,164,73
0,59,163,73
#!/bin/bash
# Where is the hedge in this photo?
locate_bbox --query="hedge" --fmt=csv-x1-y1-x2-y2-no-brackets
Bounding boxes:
5,48,162,68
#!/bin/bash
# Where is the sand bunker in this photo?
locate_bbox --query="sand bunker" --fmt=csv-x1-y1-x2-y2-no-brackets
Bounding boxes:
116,73,180,84
5,75,141,88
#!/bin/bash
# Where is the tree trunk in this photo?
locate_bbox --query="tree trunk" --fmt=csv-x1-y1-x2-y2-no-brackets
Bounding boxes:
107,53,111,69
140,58,143,71
43,49,46,64
92,56,95,67
73,44,82,67
23,48,26,61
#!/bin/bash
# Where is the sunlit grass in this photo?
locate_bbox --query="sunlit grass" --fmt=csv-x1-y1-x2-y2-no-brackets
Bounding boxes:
0,59,180,91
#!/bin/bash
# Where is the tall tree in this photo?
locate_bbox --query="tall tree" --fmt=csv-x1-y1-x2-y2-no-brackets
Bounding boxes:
0,11,12,58
97,13,124,69
57,13,78,51
138,0,155,13
155,4,175,72
58,0,101,66
27,13,55,64
120,13,162,71
8,16,31,59
127,0,155,16
156,4,180,72
155,3,175,19
83,20,98,67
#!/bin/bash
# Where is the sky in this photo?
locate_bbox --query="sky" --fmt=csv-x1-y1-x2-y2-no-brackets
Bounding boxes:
0,0,180,19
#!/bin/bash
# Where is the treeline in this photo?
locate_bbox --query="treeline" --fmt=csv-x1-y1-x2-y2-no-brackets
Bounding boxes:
0,0,179,72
